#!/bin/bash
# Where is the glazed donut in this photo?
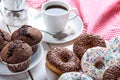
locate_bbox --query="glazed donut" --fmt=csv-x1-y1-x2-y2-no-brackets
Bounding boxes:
58,72,93,80
46,47,81,75
108,36,120,53
81,46,120,79
103,61,120,80
73,33,106,59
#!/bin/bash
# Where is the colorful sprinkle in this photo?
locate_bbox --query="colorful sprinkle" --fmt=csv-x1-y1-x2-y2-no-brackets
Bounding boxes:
58,72,93,80
81,46,120,79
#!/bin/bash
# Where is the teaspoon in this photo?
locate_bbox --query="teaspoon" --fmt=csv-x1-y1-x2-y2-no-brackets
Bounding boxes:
40,30,68,39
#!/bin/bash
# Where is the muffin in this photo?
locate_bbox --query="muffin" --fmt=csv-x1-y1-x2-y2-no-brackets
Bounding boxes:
0,40,33,72
0,29,11,51
11,25,42,53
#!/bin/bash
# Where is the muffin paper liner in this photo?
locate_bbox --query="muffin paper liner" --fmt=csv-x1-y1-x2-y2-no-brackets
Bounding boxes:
31,44,39,54
1,57,31,72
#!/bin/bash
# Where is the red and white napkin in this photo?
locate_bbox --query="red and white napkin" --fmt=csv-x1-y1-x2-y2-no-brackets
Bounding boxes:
27,0,120,41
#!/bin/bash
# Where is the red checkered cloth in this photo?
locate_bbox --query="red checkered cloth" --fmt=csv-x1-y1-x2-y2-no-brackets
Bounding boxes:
27,0,120,41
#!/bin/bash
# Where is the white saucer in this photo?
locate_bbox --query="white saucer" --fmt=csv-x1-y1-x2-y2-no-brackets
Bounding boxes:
0,43,44,75
28,12,84,44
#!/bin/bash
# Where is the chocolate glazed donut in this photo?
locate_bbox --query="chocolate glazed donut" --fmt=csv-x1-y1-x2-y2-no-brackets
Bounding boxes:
46,47,81,75
73,33,106,59
103,61,120,80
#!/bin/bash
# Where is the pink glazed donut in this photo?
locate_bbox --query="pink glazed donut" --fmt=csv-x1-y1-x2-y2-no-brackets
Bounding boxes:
58,72,93,80
81,46,120,79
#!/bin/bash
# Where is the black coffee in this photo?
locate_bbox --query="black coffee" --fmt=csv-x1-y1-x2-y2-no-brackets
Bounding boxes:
45,5,68,15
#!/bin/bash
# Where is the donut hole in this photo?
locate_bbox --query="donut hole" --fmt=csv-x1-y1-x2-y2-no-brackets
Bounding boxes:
59,53,70,63
95,61,105,69
60,57,68,62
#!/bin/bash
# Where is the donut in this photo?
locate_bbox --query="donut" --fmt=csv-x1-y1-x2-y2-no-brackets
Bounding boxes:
103,61,120,80
58,72,93,80
46,47,81,75
73,33,106,59
108,36,120,53
81,46,120,79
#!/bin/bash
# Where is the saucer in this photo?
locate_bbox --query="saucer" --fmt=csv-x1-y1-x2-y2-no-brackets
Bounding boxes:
0,43,44,75
28,12,84,44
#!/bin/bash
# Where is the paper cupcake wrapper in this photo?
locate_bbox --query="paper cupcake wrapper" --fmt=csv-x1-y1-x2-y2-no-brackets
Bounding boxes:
1,57,31,72
31,44,39,54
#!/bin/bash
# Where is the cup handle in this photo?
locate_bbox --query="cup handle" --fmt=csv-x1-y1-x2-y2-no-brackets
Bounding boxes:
68,8,78,21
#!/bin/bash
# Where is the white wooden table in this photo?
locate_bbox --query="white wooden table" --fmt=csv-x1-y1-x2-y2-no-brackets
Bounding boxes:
0,4,76,80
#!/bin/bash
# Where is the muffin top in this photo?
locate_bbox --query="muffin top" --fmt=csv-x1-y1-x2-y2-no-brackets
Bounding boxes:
0,40,33,64
0,29,11,51
11,25,42,46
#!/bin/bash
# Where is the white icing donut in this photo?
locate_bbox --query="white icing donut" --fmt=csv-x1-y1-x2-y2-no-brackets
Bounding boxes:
58,72,93,80
105,53,120,69
108,36,120,53
81,46,120,79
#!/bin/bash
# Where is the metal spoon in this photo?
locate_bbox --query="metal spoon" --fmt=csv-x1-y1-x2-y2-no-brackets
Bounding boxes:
40,30,68,39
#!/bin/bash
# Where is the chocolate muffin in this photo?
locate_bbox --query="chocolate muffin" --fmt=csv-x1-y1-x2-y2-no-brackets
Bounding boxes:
11,25,42,53
0,40,33,72
0,29,11,51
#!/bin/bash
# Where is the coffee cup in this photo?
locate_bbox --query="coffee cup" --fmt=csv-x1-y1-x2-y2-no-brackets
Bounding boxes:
42,0,78,33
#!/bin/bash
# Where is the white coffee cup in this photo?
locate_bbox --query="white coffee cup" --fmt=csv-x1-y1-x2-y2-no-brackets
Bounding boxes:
42,0,78,33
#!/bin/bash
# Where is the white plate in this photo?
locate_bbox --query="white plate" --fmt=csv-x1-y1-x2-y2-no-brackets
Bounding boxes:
28,12,84,44
0,43,44,75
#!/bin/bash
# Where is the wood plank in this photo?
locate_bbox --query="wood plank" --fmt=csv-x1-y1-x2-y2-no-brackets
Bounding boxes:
29,50,48,80
0,72,31,80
